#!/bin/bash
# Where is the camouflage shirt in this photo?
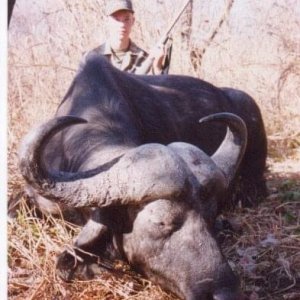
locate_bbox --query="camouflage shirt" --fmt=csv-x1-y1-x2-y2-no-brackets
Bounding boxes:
78,40,150,74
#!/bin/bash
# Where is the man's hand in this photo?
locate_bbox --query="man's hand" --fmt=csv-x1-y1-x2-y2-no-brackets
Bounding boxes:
149,43,166,74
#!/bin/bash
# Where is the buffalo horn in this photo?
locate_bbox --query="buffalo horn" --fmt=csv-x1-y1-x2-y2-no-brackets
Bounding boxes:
19,116,190,208
199,112,247,185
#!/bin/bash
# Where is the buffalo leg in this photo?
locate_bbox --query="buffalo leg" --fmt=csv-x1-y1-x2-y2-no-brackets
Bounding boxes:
56,209,110,281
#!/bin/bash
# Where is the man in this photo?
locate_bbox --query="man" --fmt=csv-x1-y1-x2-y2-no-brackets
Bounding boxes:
79,0,169,75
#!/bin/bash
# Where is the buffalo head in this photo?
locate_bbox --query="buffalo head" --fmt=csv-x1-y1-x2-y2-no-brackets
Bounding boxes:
19,112,246,299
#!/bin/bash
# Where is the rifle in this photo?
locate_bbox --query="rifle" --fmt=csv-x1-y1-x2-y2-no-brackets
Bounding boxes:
135,0,191,75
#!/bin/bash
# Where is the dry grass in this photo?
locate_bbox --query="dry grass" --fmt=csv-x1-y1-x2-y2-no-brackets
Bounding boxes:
221,170,300,299
8,161,300,300
8,0,300,299
8,201,176,300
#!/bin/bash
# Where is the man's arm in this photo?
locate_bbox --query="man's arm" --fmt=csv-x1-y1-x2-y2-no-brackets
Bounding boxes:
134,39,172,75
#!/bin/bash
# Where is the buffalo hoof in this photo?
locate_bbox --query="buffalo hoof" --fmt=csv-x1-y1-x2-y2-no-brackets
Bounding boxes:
56,249,108,282
56,250,82,282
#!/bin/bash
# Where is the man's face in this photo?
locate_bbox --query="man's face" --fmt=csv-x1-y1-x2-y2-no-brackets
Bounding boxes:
107,10,135,44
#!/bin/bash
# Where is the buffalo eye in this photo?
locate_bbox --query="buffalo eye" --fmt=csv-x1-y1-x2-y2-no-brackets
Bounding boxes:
152,217,183,235
140,200,186,239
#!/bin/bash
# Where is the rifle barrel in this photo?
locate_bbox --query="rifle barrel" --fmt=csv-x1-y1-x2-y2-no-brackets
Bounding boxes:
135,0,191,75
164,0,191,36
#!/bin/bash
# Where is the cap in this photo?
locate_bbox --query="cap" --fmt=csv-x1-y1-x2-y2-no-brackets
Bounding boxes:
105,0,134,16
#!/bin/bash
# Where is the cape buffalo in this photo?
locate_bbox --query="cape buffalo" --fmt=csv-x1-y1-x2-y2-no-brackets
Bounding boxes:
19,55,266,299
